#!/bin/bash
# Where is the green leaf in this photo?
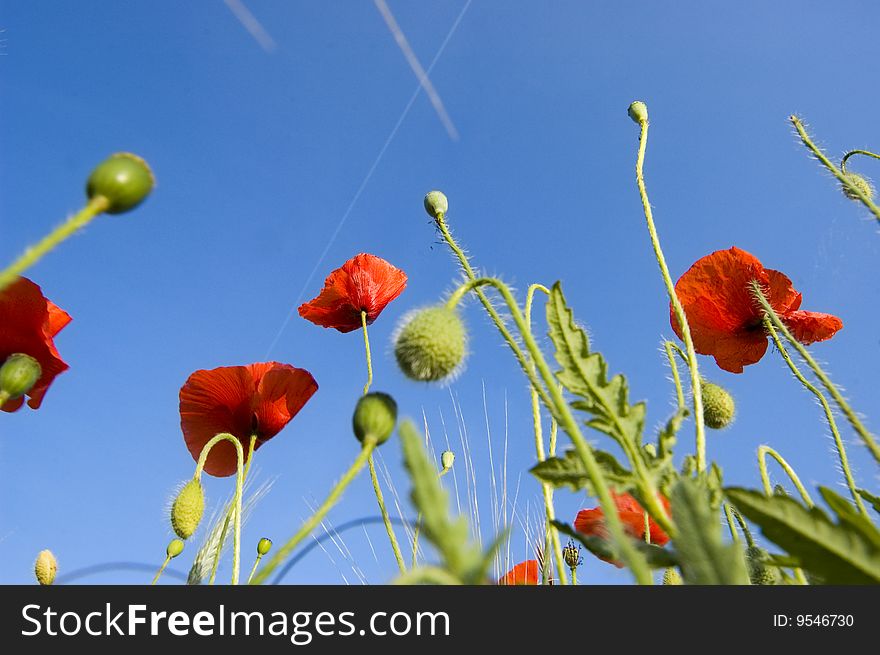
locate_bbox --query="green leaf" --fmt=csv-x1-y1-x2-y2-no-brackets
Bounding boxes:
546,282,646,447
857,488,880,516
725,487,880,584
399,420,484,583
551,521,677,569
656,407,688,461
817,487,880,548
671,478,749,585
529,448,632,493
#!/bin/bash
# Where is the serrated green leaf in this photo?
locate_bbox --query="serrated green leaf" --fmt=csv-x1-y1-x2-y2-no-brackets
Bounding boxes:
857,488,880,516
656,407,688,460
546,282,646,447
529,448,632,493
399,420,484,582
817,487,880,548
725,487,880,584
551,521,677,569
671,478,749,585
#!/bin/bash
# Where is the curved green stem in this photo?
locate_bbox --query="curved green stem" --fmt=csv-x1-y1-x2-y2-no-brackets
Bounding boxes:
446,276,657,583
752,281,880,466
723,503,740,543
0,195,110,293
250,440,377,585
194,433,246,585
757,445,814,508
791,116,880,224
369,454,406,573
664,341,686,410
841,149,880,173
525,283,567,585
151,554,172,586
361,311,373,396
632,112,706,471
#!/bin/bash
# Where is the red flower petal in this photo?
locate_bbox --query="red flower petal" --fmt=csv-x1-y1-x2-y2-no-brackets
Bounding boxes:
298,253,407,333
0,277,70,412
498,560,539,585
765,269,802,314
574,492,670,566
782,310,843,345
179,362,317,477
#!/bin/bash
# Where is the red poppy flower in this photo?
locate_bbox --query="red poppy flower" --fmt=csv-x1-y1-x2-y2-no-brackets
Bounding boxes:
0,277,71,412
671,247,843,374
574,492,670,567
298,253,407,333
179,362,318,477
498,560,539,585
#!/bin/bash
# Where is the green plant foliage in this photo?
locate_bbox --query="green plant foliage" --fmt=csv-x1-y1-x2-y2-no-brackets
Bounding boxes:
530,448,632,493
398,420,491,584
551,521,677,569
725,487,880,584
857,488,880,516
671,478,749,585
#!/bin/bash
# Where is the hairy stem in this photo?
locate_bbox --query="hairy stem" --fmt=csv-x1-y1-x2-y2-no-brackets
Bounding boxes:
369,454,407,573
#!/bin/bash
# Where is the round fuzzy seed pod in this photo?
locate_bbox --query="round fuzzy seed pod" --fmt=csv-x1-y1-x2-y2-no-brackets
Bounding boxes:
0,353,42,400
34,550,57,586
166,539,185,559
423,190,448,219
86,152,155,214
171,479,205,540
746,546,780,585
394,306,467,382
701,381,735,430
257,538,273,556
628,101,648,124
441,450,455,471
841,173,874,201
662,567,683,585
352,392,398,446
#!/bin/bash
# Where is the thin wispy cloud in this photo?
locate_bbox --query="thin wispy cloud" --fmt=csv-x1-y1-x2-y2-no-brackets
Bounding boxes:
374,0,460,141
223,0,277,52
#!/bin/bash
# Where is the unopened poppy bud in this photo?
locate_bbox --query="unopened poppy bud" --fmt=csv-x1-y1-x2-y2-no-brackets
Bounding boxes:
257,538,273,556
441,450,455,471
353,392,398,445
841,172,875,201
423,190,448,219
86,152,154,214
701,381,735,429
0,353,41,400
166,539,185,559
662,567,683,585
628,101,648,124
394,306,467,382
562,541,581,570
34,550,57,586
746,546,780,585
171,478,205,540
643,443,657,458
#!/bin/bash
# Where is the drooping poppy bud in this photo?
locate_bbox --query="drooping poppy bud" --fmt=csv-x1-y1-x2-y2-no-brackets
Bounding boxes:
841,172,874,201
86,152,154,214
394,307,467,382
628,101,648,124
257,538,273,556
423,190,448,219
701,381,735,429
352,392,398,446
171,479,205,540
34,550,57,586
166,539,185,559
0,353,42,401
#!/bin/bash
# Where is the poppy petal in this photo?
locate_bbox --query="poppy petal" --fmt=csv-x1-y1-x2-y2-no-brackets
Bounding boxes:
498,560,540,585
765,269,802,314
252,363,319,440
782,310,843,345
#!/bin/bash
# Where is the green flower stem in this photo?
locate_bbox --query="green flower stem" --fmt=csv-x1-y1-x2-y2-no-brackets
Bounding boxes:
791,116,880,224
761,317,866,515
250,439,377,585
752,282,880,466
663,341,686,410
841,149,880,172
446,276,657,584
757,445,814,508
246,553,265,585
570,567,577,585
525,283,567,585
194,433,246,585
0,195,110,293
435,214,553,412
632,112,707,472
723,503,740,543
393,566,462,585
151,554,173,586
361,310,373,396
369,454,407,573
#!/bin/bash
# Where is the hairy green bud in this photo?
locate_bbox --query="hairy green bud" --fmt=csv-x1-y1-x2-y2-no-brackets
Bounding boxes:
440,450,455,471
394,306,467,382
628,101,648,124
166,539,185,559
34,550,58,586
423,190,448,219
171,479,205,540
746,546,780,585
257,538,273,556
0,353,41,400
701,381,735,429
841,173,874,202
353,392,398,445
86,152,155,214
662,567,683,585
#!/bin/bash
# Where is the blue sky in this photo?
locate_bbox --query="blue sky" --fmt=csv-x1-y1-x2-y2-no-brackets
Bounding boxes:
1,1,879,585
